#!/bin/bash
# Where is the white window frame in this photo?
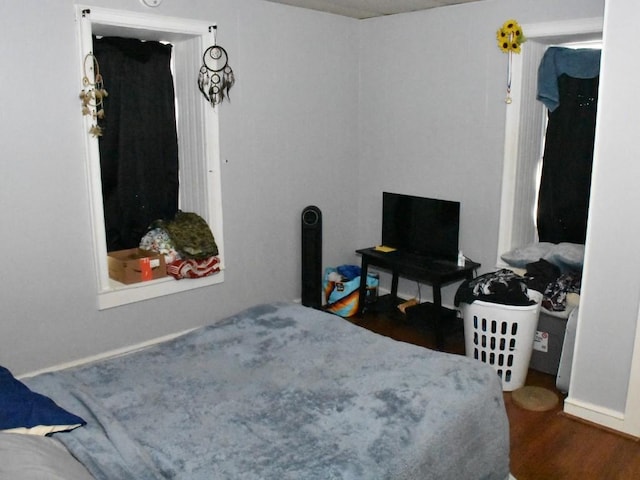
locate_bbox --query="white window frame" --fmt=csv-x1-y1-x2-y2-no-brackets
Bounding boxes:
496,17,603,266
76,6,225,310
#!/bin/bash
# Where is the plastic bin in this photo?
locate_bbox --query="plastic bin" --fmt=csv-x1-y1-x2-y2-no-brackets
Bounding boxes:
461,290,542,391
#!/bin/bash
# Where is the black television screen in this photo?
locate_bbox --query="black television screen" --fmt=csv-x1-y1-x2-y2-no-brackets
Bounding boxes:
382,192,460,260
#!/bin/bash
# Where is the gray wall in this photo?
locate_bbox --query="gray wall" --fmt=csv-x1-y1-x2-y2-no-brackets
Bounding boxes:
0,0,360,375
355,0,606,302
569,0,640,416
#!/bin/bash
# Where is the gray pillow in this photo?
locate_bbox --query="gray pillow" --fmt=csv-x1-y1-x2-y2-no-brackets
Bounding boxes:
543,242,585,272
501,242,555,268
0,432,94,480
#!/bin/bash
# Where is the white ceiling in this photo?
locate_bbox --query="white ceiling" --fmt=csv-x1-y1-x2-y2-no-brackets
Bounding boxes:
261,0,487,19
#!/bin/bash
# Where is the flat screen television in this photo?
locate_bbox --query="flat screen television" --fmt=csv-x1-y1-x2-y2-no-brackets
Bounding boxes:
382,192,460,261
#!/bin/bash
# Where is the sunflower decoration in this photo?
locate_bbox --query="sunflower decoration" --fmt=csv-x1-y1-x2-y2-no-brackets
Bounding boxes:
496,19,526,103
497,19,525,53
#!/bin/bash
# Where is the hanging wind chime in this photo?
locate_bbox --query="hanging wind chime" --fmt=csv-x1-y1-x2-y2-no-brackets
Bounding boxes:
496,19,526,104
198,26,235,107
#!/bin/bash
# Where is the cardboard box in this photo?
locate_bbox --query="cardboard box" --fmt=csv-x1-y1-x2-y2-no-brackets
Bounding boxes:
108,248,167,284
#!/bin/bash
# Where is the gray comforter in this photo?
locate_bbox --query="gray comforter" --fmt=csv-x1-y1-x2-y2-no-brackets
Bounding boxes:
26,302,509,479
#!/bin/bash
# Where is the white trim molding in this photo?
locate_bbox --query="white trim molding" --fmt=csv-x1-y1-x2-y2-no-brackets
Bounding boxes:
563,397,633,437
76,6,225,309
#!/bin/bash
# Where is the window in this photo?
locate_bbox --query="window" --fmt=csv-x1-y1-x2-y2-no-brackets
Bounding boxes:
496,18,602,265
77,6,225,309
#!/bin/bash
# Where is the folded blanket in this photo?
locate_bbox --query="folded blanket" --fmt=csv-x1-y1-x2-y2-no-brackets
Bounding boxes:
167,256,220,279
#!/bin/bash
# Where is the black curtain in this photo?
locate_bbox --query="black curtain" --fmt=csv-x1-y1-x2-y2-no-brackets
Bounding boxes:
536,73,599,244
94,37,179,252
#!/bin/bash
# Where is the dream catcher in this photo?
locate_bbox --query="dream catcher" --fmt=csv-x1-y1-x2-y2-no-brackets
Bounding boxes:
198,26,235,107
79,53,108,137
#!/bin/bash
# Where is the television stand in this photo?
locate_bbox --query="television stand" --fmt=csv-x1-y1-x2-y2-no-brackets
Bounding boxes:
355,247,480,350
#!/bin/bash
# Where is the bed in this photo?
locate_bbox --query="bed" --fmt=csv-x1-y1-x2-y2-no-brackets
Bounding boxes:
2,302,510,479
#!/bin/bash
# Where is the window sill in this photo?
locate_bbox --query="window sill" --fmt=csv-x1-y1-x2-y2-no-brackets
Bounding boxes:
97,269,224,310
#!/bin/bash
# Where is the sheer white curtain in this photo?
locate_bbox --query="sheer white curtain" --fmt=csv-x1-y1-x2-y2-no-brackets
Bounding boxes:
497,40,547,263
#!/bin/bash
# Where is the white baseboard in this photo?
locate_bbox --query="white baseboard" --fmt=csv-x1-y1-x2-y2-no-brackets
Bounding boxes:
563,396,632,436
18,328,197,379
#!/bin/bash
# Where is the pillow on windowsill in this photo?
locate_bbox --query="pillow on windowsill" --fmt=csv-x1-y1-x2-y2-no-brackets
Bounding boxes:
542,242,585,272
0,366,86,436
501,242,585,272
500,242,556,268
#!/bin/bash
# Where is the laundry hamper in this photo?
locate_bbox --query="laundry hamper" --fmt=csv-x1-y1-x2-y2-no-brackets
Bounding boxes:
461,291,543,391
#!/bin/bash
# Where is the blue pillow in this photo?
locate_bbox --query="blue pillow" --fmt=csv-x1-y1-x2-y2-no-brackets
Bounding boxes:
543,242,585,272
501,242,556,268
0,366,86,436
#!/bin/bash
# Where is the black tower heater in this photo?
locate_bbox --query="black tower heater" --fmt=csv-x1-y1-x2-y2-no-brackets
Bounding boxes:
301,205,322,309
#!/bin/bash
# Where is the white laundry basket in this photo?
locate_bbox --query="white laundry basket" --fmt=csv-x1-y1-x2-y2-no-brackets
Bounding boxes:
461,290,542,391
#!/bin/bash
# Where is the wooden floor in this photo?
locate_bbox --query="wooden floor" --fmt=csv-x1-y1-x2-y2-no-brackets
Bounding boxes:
347,309,640,480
